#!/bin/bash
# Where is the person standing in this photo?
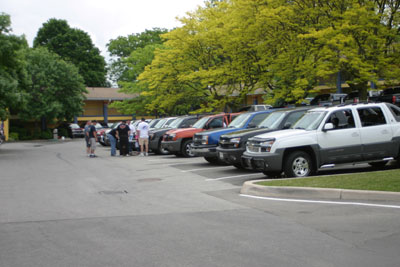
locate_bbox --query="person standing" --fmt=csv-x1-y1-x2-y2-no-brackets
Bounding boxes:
116,121,131,156
128,122,136,155
84,120,92,157
137,118,150,156
107,127,117,156
88,120,98,158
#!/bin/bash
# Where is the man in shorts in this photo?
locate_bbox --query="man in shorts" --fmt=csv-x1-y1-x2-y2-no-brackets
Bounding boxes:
84,120,92,157
88,120,98,158
136,118,149,156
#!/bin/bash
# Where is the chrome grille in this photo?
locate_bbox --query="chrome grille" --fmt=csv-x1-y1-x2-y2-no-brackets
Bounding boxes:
219,137,235,149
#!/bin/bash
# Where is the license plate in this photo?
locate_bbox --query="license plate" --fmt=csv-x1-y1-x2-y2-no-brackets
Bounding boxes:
219,152,224,160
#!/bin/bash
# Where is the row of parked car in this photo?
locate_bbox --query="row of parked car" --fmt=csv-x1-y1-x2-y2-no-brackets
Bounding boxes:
155,102,400,178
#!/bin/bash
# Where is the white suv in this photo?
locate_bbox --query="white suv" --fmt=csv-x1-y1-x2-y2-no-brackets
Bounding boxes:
242,103,400,177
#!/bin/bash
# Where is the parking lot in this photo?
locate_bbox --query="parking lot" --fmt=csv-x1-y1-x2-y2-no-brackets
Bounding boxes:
1,139,400,267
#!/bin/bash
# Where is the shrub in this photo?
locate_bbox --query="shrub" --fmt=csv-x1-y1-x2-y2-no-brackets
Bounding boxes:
8,132,19,141
40,129,53,139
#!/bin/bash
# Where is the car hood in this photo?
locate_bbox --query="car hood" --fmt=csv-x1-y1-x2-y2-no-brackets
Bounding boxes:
251,129,307,140
195,127,243,136
221,128,276,138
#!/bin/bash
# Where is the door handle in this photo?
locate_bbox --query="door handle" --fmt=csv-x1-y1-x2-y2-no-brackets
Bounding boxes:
351,132,359,137
381,129,389,134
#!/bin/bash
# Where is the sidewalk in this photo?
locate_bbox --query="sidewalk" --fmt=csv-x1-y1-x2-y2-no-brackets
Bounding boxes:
241,179,400,202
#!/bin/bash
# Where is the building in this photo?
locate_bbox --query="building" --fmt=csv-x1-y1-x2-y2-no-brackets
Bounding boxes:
76,87,137,124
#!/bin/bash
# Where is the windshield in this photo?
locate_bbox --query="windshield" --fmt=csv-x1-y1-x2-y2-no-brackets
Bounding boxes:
148,119,159,128
154,119,167,128
228,113,252,128
258,112,286,129
192,116,209,129
70,124,80,129
163,118,176,127
168,117,185,128
292,111,327,130
95,124,103,129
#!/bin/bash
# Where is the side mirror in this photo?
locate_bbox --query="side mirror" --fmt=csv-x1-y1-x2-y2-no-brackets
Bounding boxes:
247,123,257,129
283,122,292,129
323,123,334,131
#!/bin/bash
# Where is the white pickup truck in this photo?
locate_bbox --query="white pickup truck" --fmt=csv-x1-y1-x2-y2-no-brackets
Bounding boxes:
242,103,400,177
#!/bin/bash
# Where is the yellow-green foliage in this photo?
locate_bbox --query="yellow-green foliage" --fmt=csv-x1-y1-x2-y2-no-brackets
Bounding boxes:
122,0,400,114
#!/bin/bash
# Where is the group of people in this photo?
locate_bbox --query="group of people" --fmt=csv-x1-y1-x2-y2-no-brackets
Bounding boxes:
84,118,150,158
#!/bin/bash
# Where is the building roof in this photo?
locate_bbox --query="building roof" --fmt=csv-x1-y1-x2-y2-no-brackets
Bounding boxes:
84,87,137,101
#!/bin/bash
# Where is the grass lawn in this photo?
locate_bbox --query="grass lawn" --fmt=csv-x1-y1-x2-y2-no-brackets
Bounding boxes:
256,169,400,192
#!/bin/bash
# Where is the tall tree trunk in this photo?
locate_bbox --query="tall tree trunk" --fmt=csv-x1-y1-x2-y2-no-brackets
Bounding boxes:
40,116,47,131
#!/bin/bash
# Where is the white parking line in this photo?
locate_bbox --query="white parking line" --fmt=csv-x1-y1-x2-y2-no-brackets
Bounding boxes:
240,194,400,209
181,166,233,173
165,161,204,166
205,173,265,181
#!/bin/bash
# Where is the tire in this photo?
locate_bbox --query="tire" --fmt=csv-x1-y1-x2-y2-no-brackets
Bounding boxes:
156,139,170,155
263,171,281,178
204,157,219,164
233,163,245,170
368,161,388,168
283,151,313,178
181,139,195,157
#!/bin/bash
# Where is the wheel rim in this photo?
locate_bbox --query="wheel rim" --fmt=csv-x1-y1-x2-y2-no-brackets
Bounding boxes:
186,143,194,157
292,156,309,177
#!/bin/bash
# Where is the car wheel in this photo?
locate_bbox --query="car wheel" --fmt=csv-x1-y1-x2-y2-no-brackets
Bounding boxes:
283,151,313,178
368,161,388,168
181,140,195,157
262,171,281,178
156,139,170,155
204,156,220,164
233,163,245,169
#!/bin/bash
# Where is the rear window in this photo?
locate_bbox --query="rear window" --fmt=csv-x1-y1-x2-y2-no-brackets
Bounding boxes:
386,103,400,122
357,107,387,127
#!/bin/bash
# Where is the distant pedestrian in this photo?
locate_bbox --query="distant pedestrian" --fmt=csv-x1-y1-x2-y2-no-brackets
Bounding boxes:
107,127,117,156
128,121,136,155
116,120,131,156
84,120,92,157
88,120,98,158
137,118,150,156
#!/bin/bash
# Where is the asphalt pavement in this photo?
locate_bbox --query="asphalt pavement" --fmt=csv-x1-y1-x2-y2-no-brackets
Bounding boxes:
0,139,399,267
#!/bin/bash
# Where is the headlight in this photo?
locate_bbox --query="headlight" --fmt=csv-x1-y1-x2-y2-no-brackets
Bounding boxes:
259,139,275,152
201,135,208,145
170,133,176,140
231,137,241,148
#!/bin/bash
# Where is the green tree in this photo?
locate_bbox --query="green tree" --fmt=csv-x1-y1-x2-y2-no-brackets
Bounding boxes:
0,12,28,120
20,47,86,129
107,28,168,84
34,18,107,87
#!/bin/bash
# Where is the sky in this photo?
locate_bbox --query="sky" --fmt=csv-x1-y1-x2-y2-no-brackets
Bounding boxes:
0,0,205,60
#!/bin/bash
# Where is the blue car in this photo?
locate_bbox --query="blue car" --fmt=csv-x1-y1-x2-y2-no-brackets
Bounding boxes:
191,110,275,164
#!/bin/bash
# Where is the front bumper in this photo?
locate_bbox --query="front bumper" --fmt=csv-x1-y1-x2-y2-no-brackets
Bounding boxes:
149,137,160,151
161,139,182,153
216,147,245,165
241,151,283,172
191,145,218,157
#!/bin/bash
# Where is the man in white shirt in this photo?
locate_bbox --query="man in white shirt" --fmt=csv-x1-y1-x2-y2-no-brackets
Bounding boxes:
136,118,150,156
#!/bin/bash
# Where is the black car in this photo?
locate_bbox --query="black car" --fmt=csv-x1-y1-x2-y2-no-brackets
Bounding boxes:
216,107,311,169
149,116,199,155
310,93,347,106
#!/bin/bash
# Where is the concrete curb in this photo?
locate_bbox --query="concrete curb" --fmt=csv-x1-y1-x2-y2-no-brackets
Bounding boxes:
240,180,400,202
